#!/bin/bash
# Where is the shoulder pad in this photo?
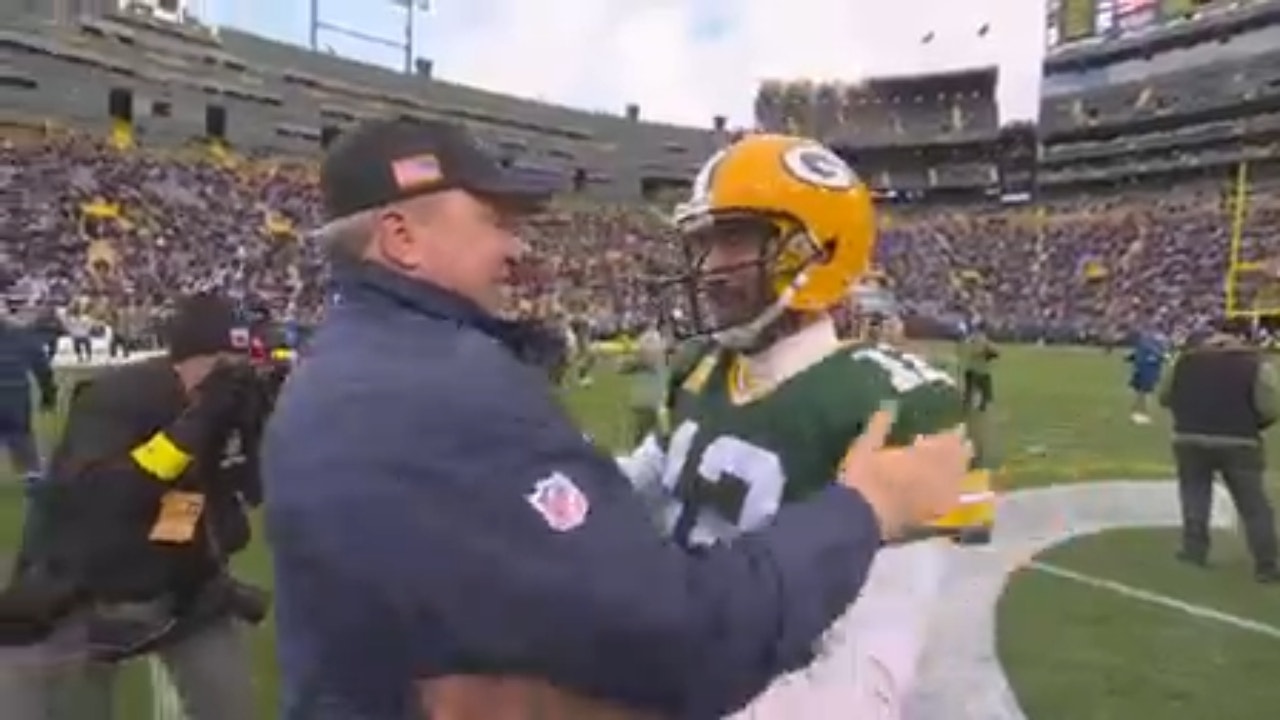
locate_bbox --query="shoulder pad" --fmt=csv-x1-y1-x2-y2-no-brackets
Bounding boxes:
667,339,716,393
655,339,718,438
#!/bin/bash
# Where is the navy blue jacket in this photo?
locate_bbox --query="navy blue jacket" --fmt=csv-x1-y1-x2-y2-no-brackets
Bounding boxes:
261,261,884,720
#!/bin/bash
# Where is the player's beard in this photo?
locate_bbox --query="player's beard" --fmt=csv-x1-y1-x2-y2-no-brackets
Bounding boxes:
704,274,766,332
696,258,822,354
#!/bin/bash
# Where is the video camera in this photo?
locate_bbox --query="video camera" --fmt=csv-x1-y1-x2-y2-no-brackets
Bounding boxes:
229,321,294,417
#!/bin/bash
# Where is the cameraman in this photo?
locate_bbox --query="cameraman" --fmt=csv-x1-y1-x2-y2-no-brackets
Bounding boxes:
1159,317,1280,584
0,293,270,719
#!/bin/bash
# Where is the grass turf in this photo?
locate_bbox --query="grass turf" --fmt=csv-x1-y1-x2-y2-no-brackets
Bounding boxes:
0,344,1276,718
972,345,1280,720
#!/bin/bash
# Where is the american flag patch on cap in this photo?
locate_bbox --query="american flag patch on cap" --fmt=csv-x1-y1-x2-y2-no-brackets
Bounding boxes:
391,153,442,191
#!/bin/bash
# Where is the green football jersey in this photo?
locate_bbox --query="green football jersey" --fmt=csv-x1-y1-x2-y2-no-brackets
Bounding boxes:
659,342,965,547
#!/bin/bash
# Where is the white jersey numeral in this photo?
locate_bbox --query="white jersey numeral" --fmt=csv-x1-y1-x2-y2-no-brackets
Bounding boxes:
851,346,953,393
662,419,788,539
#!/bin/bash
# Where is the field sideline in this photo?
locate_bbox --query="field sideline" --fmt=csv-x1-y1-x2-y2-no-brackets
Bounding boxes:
1,343,1277,718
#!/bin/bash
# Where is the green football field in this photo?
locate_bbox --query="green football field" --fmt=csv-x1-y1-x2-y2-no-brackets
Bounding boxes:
1,344,1278,718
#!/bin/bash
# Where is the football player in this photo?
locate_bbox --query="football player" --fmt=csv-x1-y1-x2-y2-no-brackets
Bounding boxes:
618,134,993,718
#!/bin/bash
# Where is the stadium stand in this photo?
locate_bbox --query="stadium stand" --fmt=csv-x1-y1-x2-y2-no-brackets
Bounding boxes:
5,0,1280,359
0,1,729,201
745,1,1280,342
1033,0,1280,333
755,68,1002,200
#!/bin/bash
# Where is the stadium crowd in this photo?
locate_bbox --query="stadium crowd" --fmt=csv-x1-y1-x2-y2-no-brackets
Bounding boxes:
4,129,1276,346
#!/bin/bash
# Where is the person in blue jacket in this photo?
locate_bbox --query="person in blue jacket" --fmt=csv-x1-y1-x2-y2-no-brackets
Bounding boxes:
0,311,56,577
1127,328,1168,425
261,119,972,720
0,312,55,487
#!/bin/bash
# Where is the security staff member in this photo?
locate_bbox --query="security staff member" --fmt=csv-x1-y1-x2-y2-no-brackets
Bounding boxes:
1159,317,1280,584
264,118,971,720
0,293,269,719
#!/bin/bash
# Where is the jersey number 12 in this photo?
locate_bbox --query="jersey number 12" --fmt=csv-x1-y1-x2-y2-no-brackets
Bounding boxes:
661,420,787,540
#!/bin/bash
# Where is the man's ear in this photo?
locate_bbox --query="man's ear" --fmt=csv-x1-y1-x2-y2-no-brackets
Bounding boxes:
372,206,419,270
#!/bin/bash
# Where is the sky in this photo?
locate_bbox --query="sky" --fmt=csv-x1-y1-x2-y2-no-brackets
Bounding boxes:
203,0,1049,127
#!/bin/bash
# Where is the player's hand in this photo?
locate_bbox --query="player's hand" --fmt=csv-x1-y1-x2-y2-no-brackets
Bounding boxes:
839,407,973,540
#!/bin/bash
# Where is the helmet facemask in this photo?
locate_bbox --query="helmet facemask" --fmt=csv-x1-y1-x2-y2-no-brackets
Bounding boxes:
662,212,829,352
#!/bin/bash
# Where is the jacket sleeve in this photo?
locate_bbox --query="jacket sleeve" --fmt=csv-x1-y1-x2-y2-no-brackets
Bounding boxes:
51,371,227,507
48,379,171,512
306,336,885,718
40,378,179,581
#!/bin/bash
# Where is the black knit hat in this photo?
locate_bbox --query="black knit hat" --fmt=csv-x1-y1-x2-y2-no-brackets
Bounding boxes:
165,292,241,361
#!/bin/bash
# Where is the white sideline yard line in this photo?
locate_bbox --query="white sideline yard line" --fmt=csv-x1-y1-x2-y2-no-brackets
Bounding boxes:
1030,561,1280,641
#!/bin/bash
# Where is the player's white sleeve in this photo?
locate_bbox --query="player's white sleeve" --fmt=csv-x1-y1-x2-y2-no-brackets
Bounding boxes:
617,433,685,528
616,433,666,495
731,539,954,719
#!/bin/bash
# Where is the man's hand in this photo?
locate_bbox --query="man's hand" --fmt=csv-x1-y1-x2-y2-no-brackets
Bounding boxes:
840,407,974,540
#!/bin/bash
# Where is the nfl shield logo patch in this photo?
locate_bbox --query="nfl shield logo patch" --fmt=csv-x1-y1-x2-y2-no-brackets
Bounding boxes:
527,472,589,532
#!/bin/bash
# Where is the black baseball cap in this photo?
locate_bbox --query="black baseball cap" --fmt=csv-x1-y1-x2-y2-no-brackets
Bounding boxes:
319,118,560,221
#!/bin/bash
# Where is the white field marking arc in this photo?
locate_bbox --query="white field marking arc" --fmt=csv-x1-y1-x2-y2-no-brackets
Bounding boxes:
1030,561,1280,641
903,480,1240,720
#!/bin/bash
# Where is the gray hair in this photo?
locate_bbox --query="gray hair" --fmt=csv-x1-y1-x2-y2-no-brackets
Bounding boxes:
308,208,378,260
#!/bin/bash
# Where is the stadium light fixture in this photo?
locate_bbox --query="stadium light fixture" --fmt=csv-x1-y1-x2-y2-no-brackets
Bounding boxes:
309,0,431,74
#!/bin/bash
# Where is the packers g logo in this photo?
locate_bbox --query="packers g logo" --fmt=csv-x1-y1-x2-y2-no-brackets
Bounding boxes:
782,145,857,190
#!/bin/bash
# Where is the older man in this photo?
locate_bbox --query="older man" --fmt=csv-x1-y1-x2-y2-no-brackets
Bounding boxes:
262,119,973,720
1160,318,1279,584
